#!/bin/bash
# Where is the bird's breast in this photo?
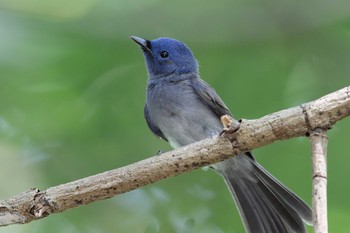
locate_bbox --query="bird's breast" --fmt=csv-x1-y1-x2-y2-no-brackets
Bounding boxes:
146,80,222,148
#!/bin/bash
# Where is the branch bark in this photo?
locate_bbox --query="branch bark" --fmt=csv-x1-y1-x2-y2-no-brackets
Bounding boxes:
311,128,328,233
0,86,349,227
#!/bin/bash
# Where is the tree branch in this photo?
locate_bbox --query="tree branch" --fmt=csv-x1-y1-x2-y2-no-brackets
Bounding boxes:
0,86,349,227
311,128,328,233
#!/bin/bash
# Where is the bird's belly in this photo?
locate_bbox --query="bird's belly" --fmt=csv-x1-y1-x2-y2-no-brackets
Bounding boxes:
155,105,223,148
147,80,223,148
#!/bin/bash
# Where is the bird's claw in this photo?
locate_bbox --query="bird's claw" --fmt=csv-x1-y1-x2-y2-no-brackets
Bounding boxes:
219,115,241,138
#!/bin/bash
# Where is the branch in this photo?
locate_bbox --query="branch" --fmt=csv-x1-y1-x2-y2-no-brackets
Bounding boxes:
311,128,328,233
0,86,349,227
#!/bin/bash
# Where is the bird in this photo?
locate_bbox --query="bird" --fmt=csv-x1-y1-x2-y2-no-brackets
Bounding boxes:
131,36,312,233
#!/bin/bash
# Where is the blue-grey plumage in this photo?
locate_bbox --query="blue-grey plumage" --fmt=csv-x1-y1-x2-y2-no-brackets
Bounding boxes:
131,36,312,233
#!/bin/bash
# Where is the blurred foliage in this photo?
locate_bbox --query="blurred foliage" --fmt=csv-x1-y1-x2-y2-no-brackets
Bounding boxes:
0,1,350,233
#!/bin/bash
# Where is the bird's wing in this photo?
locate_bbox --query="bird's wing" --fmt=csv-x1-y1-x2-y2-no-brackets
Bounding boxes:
191,77,233,118
144,105,168,141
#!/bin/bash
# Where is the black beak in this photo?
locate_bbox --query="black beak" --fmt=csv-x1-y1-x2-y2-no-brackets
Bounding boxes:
130,36,152,54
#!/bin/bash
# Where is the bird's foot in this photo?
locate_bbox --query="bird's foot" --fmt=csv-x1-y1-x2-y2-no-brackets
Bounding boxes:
220,115,241,135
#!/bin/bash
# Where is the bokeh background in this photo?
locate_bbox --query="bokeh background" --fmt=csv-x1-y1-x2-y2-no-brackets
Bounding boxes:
0,1,349,233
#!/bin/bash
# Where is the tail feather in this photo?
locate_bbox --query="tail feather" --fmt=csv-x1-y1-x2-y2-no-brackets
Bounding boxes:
252,161,313,225
255,176,306,232
226,178,286,233
218,154,312,233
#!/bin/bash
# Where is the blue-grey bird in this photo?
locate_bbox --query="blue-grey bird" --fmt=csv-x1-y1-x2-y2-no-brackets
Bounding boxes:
131,36,312,233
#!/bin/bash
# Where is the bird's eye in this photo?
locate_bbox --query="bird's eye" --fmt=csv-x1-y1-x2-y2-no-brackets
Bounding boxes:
160,51,169,58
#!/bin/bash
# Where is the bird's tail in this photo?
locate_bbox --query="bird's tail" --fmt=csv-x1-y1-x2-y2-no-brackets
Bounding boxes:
217,154,312,233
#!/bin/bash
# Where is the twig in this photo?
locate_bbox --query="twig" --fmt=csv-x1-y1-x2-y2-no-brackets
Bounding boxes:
311,128,328,233
0,85,349,227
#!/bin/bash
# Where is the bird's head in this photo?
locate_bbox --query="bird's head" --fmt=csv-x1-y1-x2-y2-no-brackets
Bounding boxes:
131,36,199,79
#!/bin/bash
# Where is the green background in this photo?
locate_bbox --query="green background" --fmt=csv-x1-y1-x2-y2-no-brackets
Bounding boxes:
0,1,349,232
